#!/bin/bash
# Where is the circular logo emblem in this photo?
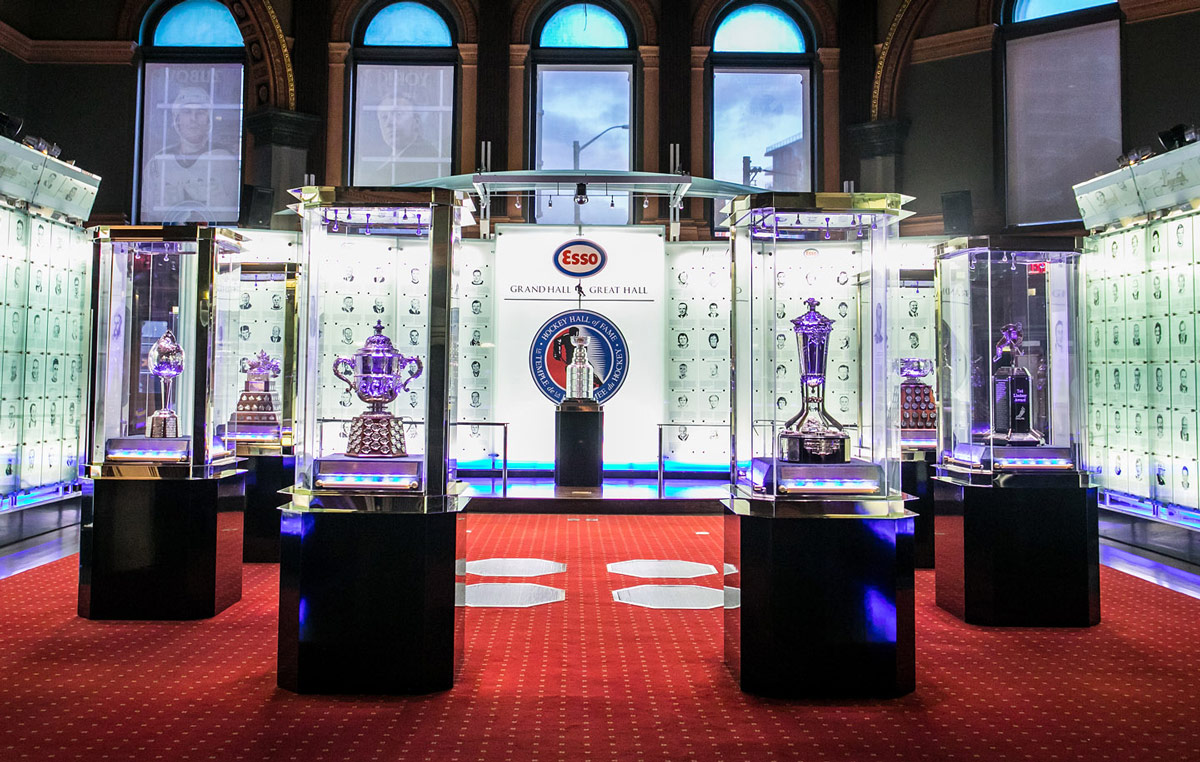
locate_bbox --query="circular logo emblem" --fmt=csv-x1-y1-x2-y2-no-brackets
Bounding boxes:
529,310,629,404
552,239,608,278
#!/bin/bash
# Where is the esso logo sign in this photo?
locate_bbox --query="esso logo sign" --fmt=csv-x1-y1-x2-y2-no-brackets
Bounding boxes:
803,248,820,257
553,239,608,278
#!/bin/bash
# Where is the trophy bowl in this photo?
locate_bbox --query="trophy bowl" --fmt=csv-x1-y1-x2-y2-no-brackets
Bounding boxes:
333,320,423,457
147,329,184,438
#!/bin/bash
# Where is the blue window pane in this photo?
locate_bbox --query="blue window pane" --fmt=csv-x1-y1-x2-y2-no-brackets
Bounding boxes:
714,4,805,54
539,4,628,49
363,2,453,46
153,0,242,47
1011,0,1115,22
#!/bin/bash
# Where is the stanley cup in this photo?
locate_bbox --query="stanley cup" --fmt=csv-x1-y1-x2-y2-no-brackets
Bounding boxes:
333,320,423,457
779,298,850,463
565,335,595,400
147,329,184,438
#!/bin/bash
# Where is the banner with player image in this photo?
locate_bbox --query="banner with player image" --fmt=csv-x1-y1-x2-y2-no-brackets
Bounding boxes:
139,62,244,224
352,64,454,187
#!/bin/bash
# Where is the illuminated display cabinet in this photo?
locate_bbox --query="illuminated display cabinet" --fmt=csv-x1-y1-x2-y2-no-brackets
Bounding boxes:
226,231,300,562
277,187,463,694
80,226,246,620
724,192,915,698
934,236,1098,627
1074,140,1200,564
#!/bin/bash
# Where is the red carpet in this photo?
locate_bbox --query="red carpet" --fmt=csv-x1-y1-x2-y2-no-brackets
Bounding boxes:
1,514,1199,761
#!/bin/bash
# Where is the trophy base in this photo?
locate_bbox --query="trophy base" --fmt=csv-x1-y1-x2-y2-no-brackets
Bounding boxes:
347,413,407,458
778,430,850,464
986,430,1044,446
149,409,179,439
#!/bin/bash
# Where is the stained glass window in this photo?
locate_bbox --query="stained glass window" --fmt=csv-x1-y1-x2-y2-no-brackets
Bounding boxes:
713,4,805,54
363,2,453,46
152,0,242,47
539,4,628,49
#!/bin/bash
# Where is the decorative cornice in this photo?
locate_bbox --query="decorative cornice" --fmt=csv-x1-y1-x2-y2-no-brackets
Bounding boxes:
328,41,351,64
639,44,660,69
689,46,710,67
1122,0,1200,22
899,212,944,237
816,46,839,71
905,24,995,65
0,22,135,64
458,42,478,66
245,108,322,147
509,43,529,67
846,118,908,158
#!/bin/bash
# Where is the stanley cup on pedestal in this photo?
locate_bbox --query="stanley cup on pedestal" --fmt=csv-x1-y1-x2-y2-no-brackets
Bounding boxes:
333,320,423,457
779,298,850,463
566,334,595,401
147,329,184,438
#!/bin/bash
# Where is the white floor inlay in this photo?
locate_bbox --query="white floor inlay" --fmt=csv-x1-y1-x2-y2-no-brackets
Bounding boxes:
724,586,741,609
724,563,738,576
465,558,567,577
464,583,565,608
612,585,724,609
607,559,718,579
455,558,466,576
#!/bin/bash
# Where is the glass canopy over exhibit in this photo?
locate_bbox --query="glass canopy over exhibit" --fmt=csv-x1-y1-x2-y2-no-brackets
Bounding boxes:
288,186,462,507
727,192,912,504
89,225,243,477
935,236,1083,484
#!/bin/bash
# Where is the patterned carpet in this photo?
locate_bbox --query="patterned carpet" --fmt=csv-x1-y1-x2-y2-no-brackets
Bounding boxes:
1,514,1198,761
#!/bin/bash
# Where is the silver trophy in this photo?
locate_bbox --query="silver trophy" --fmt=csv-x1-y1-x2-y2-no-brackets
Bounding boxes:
147,329,184,438
779,298,850,463
231,350,281,427
333,320,423,457
566,335,595,401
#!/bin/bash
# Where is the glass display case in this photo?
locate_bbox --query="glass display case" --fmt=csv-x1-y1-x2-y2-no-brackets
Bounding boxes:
289,186,461,506
728,192,911,504
81,225,247,621
1072,141,1200,559
935,236,1084,483
89,225,244,475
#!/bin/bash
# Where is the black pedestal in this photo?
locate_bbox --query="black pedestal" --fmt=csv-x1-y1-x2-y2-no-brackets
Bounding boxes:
725,501,915,698
78,473,245,620
242,454,295,563
278,508,463,694
902,453,936,568
935,483,1100,627
554,406,603,487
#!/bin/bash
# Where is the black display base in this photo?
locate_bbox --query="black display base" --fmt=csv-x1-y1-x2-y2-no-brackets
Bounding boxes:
242,454,295,563
0,495,80,548
935,483,1100,627
554,406,603,487
725,501,915,698
78,473,245,620
278,508,463,695
902,453,936,568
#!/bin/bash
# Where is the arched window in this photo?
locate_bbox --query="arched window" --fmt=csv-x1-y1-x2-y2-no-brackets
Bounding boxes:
351,1,458,186
531,2,635,224
710,3,814,203
1003,0,1120,225
137,0,245,224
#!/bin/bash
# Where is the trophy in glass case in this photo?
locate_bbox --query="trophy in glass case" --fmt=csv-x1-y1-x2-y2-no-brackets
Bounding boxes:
230,350,281,429
898,358,936,436
334,320,424,457
779,298,850,463
989,322,1042,445
147,329,184,438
